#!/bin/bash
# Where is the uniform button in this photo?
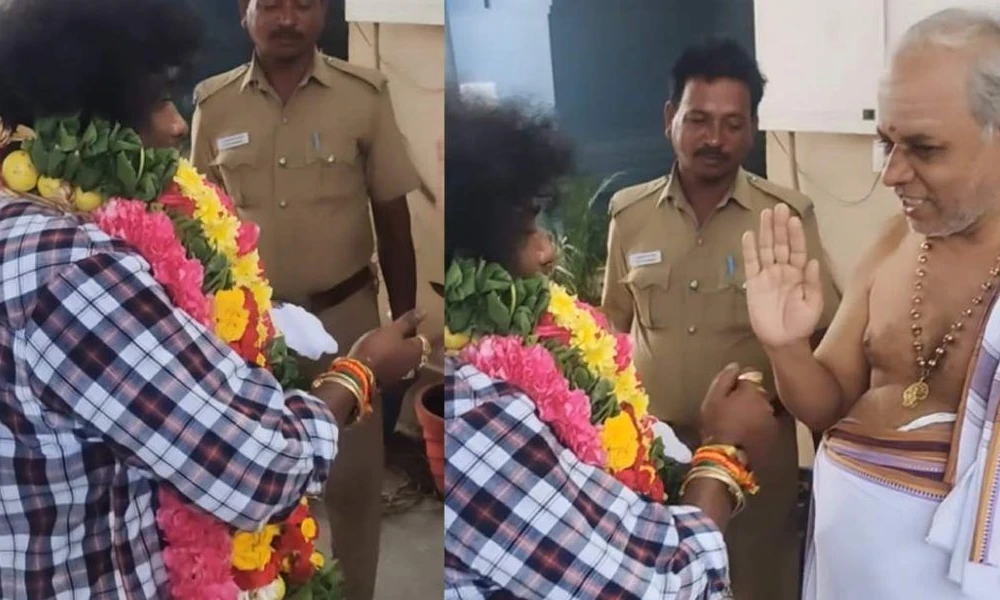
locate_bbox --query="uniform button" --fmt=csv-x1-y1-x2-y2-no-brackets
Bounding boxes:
687,325,697,335
326,155,336,164
278,200,288,209
282,117,289,124
741,281,748,290
278,157,287,167
696,237,704,246
689,279,700,291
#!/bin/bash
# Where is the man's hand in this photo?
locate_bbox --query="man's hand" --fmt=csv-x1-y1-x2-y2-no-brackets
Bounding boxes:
350,309,428,385
700,363,782,468
742,203,825,350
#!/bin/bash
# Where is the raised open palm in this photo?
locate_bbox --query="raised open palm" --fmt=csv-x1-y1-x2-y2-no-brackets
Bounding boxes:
741,203,824,348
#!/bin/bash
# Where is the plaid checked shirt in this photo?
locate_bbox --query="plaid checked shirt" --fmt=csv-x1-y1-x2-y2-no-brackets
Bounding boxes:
0,198,338,599
444,357,733,600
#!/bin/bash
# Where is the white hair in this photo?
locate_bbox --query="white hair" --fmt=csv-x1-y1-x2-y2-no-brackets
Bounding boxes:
897,8,1000,136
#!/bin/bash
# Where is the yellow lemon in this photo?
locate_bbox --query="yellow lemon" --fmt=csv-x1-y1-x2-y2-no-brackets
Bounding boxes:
37,176,66,200
72,187,104,212
1,150,39,193
444,328,470,351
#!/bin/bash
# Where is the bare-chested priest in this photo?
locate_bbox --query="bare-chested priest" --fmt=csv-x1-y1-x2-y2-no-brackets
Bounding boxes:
743,8,1000,600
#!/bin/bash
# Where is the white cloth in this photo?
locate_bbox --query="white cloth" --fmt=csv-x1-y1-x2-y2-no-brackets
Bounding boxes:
925,296,1000,599
803,444,968,600
898,412,958,432
651,420,693,463
269,303,338,360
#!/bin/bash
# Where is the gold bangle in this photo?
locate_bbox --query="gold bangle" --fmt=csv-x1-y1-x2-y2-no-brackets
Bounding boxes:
685,471,745,516
312,372,369,426
682,466,747,515
335,372,374,422
357,360,376,389
331,375,366,426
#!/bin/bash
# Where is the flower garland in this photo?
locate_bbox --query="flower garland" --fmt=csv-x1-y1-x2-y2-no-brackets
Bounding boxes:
445,257,684,503
0,115,339,599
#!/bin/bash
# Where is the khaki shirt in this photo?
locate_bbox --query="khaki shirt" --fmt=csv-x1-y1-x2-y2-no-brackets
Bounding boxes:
190,50,420,303
602,167,840,428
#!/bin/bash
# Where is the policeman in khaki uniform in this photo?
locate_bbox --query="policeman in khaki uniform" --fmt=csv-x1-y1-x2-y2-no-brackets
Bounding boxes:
190,1,420,598
602,40,840,599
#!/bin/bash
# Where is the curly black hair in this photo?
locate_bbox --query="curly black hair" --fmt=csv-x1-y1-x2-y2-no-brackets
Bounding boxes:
670,38,766,118
445,95,574,269
0,0,202,132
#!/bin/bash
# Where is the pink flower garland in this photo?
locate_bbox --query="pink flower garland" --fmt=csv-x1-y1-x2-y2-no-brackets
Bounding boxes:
93,199,237,599
460,335,606,466
94,199,211,328
156,491,239,600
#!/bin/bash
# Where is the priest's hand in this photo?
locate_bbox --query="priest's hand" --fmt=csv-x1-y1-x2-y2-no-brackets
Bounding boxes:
742,203,824,350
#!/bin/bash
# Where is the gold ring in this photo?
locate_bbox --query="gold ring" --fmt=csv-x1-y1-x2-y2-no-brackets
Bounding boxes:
417,334,431,367
737,371,764,385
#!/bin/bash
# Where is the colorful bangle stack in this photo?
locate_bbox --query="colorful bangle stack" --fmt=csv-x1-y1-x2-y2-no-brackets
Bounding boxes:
680,444,760,515
311,357,376,426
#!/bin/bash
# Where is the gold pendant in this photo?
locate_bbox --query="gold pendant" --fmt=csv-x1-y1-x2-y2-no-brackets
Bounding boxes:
902,380,930,408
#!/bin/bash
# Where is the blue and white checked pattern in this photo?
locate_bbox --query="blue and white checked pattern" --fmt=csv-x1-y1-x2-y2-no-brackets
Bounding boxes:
0,198,338,599
444,357,733,600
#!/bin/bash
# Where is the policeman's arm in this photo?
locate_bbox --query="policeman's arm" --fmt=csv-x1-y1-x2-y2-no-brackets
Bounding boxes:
601,216,634,332
372,198,417,319
189,105,222,187
366,84,421,319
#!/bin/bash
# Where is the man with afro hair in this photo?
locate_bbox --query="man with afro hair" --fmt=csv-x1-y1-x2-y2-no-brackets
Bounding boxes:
0,1,426,597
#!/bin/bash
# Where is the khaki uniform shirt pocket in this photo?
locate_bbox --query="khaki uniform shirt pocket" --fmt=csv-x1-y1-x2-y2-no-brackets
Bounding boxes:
701,281,753,333
622,266,672,330
306,139,365,205
211,146,262,209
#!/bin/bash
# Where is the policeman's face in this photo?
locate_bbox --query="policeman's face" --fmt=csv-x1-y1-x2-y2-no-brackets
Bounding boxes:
666,77,755,183
878,44,1000,238
243,0,326,62
138,100,188,150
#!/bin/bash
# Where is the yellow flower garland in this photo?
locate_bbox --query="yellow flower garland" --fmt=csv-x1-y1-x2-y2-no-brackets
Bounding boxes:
214,289,252,343
173,160,273,364
601,412,642,471
231,525,281,571
546,284,650,417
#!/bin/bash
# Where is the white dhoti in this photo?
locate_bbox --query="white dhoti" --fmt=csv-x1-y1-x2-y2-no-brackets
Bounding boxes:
803,416,967,599
805,294,1000,599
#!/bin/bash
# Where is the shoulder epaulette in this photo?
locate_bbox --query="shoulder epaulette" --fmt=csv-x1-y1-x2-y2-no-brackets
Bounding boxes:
193,64,250,105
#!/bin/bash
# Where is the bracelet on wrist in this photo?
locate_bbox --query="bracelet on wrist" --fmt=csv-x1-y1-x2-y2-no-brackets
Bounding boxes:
679,444,760,515
680,466,747,515
311,357,376,426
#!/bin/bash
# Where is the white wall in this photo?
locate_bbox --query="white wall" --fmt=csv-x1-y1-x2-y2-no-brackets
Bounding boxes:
348,21,445,370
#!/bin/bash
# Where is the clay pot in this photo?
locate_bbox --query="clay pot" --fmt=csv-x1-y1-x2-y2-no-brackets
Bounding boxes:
414,381,445,495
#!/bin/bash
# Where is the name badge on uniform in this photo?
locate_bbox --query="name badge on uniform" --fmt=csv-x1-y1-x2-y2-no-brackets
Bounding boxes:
216,132,250,152
628,250,662,268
